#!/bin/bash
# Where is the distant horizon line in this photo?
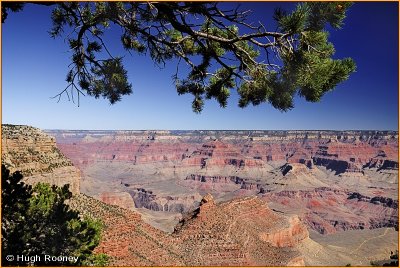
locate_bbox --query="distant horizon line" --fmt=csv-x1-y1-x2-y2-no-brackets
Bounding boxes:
2,124,398,132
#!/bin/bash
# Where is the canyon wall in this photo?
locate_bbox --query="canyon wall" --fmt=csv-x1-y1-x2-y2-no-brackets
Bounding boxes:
5,125,397,266
264,187,398,234
2,125,80,194
69,193,309,266
47,129,398,175
45,129,398,234
128,187,201,213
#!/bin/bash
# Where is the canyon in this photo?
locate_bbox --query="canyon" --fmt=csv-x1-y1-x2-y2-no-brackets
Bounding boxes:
2,125,398,266
46,129,398,234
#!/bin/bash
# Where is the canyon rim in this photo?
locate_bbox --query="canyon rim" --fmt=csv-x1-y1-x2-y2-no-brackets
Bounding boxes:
2,125,398,266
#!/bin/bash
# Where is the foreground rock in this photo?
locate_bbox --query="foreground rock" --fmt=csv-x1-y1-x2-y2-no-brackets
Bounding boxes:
70,193,309,266
173,194,307,266
2,125,80,194
68,194,184,266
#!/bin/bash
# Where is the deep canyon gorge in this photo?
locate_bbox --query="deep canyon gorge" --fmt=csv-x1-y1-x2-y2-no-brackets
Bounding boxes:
2,125,398,266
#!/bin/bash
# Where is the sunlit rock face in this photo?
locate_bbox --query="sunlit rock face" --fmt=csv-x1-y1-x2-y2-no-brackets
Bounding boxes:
2,125,80,194
3,125,398,266
46,129,398,174
69,193,308,266
173,194,308,266
45,129,398,234
264,187,398,234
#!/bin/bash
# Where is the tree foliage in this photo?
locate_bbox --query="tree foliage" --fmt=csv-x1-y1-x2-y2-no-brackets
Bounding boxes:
2,2,356,112
1,165,107,266
1,165,32,263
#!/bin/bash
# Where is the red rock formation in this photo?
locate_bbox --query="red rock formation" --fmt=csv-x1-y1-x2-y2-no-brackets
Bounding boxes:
185,174,266,193
173,194,308,266
44,129,398,233
364,150,399,171
45,129,399,176
98,192,135,210
287,149,313,168
264,187,398,234
311,140,398,174
47,130,398,175
186,141,264,169
259,215,309,247
69,194,184,266
69,193,309,266
6,126,397,265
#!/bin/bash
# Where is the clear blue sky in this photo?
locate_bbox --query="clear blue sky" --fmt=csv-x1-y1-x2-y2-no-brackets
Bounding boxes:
2,2,398,130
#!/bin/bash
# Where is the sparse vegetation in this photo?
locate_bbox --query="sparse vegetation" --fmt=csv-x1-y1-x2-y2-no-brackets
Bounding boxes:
1,165,107,266
81,253,109,266
370,251,399,267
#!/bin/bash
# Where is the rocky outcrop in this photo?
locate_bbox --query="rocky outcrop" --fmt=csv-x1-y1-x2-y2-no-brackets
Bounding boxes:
68,194,184,266
348,192,398,209
185,174,266,192
311,140,399,175
128,188,201,213
68,193,310,266
312,157,363,175
259,215,309,247
287,149,313,168
186,174,239,184
2,125,80,194
362,150,399,172
98,191,136,210
173,194,308,266
185,141,264,169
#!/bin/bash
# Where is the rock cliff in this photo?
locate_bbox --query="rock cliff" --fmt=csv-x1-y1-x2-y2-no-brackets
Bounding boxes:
98,191,136,211
68,194,184,266
47,129,398,176
45,129,398,234
264,187,398,234
5,126,397,266
2,125,80,194
128,187,201,213
173,194,308,266
69,193,309,266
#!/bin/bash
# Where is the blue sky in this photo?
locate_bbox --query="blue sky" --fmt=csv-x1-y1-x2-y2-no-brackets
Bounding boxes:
2,2,398,130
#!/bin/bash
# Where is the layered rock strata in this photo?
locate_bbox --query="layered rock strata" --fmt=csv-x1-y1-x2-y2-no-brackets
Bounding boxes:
264,187,398,234
47,129,398,176
128,187,201,213
69,193,308,266
185,174,267,192
45,129,398,233
68,194,184,266
173,194,308,266
98,192,136,211
2,125,80,194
